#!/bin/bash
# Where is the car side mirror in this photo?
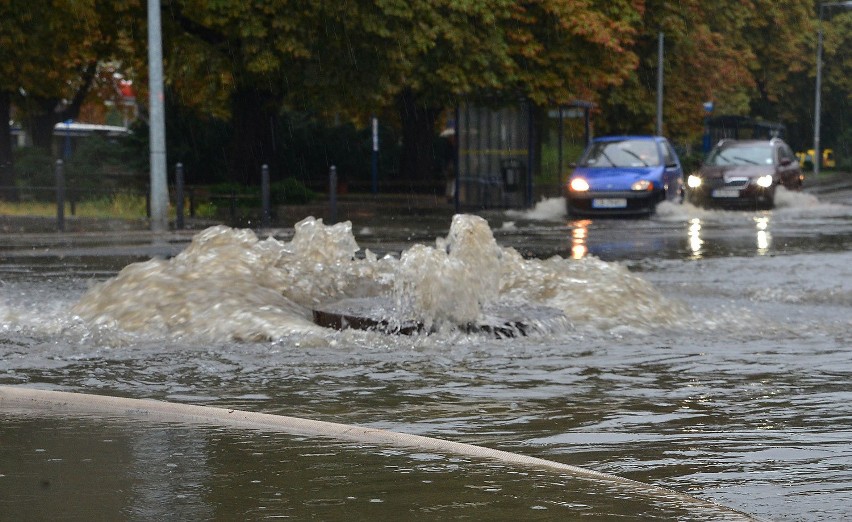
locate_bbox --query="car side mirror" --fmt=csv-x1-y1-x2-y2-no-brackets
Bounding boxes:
780,158,792,166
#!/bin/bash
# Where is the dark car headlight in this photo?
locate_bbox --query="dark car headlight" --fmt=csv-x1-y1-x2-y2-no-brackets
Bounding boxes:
756,174,773,188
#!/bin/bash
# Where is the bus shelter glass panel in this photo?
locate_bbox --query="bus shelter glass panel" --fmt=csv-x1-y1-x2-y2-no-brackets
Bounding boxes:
540,107,590,192
457,104,530,209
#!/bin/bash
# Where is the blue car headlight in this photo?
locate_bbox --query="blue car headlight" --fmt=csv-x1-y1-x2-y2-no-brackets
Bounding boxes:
570,178,590,192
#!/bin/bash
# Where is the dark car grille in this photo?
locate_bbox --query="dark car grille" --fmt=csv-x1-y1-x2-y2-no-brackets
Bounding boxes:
702,177,750,189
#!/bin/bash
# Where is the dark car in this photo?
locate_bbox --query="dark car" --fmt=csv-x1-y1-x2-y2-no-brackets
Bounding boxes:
686,138,804,210
564,135,684,217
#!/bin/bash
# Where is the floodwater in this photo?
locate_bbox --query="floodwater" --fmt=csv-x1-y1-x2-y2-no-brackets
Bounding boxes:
1,185,851,520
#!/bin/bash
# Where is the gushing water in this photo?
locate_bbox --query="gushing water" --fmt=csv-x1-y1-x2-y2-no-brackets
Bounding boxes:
64,214,690,342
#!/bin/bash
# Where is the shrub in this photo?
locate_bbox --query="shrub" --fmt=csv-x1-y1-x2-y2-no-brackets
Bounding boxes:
13,147,54,199
271,178,317,205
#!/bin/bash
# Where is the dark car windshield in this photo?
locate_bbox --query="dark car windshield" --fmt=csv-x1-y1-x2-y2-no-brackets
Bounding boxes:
580,139,661,168
706,145,773,166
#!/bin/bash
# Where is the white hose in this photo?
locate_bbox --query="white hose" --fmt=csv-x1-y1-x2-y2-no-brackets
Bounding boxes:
0,385,761,520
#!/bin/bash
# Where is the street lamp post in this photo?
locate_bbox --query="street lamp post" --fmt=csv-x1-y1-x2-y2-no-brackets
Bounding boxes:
813,1,852,177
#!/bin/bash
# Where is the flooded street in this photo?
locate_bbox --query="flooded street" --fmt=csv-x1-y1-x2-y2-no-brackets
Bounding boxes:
2,184,851,520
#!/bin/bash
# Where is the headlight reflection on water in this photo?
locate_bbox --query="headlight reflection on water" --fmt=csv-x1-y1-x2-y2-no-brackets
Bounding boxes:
688,215,772,259
570,219,591,259
688,218,703,259
755,216,771,255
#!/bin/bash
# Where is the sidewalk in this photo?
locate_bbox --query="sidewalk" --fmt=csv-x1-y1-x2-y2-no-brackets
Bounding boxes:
803,170,852,191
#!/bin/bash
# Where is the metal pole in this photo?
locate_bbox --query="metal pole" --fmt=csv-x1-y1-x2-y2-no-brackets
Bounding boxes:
557,106,564,185
147,0,168,232
175,162,184,230
814,5,824,177
329,165,338,224
55,159,65,232
656,32,664,136
526,100,534,209
261,164,271,228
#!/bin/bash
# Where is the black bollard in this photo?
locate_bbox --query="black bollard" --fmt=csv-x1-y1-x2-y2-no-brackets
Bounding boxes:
55,159,65,232
261,164,270,228
329,165,338,224
175,162,185,230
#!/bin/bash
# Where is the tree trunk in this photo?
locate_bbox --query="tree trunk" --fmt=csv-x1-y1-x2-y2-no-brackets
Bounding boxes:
27,98,60,150
25,63,97,151
0,91,18,201
228,87,278,185
397,88,442,186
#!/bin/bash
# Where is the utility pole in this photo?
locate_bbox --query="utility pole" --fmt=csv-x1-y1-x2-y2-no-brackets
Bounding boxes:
656,32,664,136
148,0,168,232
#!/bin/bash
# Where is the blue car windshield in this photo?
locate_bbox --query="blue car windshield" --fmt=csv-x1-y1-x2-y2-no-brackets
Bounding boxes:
706,145,773,166
580,140,661,168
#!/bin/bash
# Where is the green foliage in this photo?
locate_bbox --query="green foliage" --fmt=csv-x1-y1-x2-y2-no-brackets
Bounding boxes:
12,147,54,195
270,178,317,205
66,135,146,193
122,91,232,185
11,136,144,202
279,112,401,187
834,128,852,172
208,178,317,207
678,150,705,175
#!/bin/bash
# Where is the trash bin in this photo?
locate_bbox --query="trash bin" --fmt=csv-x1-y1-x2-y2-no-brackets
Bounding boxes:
500,158,525,193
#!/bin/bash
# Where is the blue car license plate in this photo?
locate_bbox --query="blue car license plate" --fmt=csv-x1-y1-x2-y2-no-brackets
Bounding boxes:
592,198,628,209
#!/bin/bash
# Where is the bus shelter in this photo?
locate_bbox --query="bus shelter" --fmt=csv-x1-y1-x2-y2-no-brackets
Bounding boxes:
454,100,592,210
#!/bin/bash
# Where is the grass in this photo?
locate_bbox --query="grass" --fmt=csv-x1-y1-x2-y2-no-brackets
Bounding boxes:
0,194,218,220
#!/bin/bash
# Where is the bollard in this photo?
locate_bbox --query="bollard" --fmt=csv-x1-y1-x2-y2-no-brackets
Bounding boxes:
175,162,185,230
329,165,338,224
371,117,379,194
55,159,65,232
261,164,271,228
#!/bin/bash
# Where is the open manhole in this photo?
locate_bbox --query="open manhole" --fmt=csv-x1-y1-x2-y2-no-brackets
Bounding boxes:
312,297,568,337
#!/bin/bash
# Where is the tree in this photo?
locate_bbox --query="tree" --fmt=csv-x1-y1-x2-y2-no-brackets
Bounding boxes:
0,0,140,200
161,0,319,184
307,0,644,183
593,0,832,151
595,0,758,143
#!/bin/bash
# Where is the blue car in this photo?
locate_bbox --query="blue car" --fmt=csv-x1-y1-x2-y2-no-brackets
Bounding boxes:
565,135,684,216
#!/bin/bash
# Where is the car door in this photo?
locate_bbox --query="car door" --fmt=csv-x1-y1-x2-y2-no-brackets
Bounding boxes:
660,139,683,200
776,144,799,189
